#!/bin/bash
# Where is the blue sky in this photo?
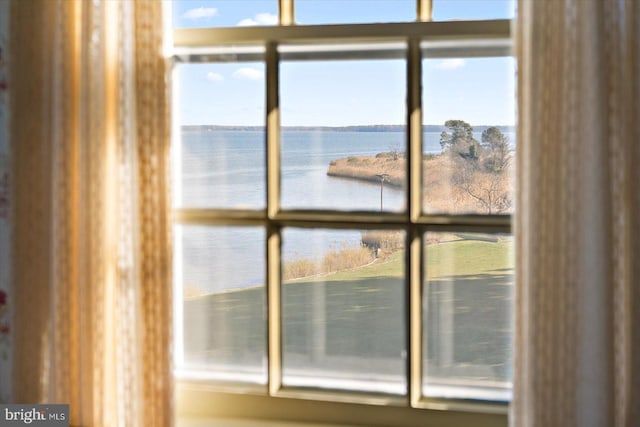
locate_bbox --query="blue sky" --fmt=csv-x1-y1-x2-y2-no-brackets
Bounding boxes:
172,0,515,127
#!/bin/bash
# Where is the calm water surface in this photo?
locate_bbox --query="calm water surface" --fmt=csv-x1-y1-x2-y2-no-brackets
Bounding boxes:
175,130,513,293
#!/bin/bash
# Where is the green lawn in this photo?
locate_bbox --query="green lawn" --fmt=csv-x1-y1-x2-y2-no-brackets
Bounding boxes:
320,236,513,282
314,249,404,282
424,238,514,380
183,237,514,383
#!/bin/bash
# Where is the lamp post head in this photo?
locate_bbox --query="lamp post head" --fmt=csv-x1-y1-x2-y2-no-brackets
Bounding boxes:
376,173,390,182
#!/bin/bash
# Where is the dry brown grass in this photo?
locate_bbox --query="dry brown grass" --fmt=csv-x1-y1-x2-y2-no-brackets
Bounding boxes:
424,154,514,214
327,155,405,187
327,154,513,214
283,244,375,281
283,257,319,280
323,245,375,273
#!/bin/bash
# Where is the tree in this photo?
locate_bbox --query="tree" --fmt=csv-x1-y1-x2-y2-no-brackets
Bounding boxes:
453,158,512,214
468,143,478,160
439,119,479,159
438,122,512,214
481,126,510,172
440,120,475,146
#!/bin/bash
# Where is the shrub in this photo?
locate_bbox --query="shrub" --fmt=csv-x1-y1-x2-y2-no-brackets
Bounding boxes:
361,231,404,252
282,257,319,281
322,245,374,273
282,244,375,280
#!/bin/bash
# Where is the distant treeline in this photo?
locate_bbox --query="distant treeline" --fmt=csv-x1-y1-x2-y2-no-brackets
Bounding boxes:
182,124,516,133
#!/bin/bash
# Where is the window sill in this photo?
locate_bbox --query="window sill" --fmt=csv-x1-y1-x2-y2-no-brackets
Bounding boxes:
176,384,508,427
178,417,358,427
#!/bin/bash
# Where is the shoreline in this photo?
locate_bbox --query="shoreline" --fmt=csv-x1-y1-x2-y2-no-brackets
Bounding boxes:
326,171,404,188
326,153,408,188
326,152,513,216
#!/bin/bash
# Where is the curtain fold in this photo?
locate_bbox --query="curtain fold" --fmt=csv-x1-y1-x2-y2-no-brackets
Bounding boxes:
514,1,640,426
10,1,172,426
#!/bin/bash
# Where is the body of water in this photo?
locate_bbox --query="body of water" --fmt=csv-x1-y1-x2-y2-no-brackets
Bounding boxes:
175,130,514,293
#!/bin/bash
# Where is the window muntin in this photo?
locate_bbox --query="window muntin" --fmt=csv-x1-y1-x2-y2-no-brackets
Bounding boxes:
172,2,514,422
171,0,517,30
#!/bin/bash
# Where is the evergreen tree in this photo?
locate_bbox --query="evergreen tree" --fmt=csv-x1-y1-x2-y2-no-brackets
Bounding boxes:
439,119,478,158
481,126,510,172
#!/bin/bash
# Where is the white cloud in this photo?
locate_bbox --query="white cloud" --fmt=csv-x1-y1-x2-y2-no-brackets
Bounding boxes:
237,12,278,26
182,7,218,20
232,67,264,80
436,59,466,70
206,72,224,82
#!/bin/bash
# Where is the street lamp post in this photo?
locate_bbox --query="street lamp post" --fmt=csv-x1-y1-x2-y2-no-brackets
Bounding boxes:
376,173,390,212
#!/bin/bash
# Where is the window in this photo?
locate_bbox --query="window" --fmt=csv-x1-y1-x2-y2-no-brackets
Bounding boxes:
172,1,514,425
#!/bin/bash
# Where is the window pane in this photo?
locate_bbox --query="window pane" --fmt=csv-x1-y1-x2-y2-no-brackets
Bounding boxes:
432,0,515,21
423,232,513,401
175,225,266,384
295,0,414,25
174,62,265,209
422,57,515,215
172,0,278,28
282,228,406,394
280,58,406,212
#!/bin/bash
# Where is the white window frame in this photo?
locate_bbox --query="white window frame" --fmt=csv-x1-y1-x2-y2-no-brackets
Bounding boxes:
172,1,513,425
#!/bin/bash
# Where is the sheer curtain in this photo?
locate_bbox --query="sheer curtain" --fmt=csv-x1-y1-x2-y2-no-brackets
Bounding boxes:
514,0,639,426
10,1,172,426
